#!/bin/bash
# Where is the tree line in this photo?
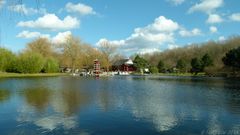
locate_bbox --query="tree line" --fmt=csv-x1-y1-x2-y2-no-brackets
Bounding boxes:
1,35,240,76
133,36,240,76
0,36,119,74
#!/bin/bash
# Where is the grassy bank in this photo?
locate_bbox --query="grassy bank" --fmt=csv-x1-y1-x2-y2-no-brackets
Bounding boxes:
131,72,206,77
0,73,68,78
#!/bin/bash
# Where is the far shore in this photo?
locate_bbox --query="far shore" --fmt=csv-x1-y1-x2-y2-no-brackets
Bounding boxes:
0,73,68,78
131,72,206,77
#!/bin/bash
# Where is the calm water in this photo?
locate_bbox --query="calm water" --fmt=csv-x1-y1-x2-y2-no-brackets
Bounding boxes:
0,76,240,135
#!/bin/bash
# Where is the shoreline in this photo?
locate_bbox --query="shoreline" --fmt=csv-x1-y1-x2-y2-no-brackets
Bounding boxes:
0,73,68,78
131,73,206,77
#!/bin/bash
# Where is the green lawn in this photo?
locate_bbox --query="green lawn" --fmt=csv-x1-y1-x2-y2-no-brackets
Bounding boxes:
156,72,206,77
132,72,206,77
0,72,68,78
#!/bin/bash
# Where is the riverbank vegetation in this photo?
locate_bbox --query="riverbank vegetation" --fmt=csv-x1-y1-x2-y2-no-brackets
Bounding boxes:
138,36,240,77
0,36,119,74
1,35,240,77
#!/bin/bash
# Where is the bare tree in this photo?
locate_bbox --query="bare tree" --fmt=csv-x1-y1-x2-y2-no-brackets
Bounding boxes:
26,38,54,58
61,35,83,72
99,41,117,72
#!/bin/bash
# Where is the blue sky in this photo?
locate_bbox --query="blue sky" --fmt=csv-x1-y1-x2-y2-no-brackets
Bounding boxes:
0,0,240,55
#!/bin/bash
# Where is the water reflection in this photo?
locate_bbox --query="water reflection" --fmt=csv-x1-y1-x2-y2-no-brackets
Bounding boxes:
1,76,240,135
0,89,11,103
60,89,89,116
21,88,51,111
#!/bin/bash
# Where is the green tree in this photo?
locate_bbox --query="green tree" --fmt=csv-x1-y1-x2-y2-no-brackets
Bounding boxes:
133,55,148,72
17,52,45,73
176,59,186,73
149,66,159,74
222,47,240,70
42,57,59,73
0,48,16,72
157,60,165,73
191,58,202,75
201,53,213,68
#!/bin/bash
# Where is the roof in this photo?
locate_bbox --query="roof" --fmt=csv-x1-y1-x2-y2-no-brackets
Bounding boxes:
113,59,134,66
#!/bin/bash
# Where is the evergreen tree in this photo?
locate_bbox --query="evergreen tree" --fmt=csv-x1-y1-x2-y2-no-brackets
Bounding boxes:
222,47,240,70
157,60,165,73
201,53,213,68
176,59,186,73
191,58,202,75
133,55,148,72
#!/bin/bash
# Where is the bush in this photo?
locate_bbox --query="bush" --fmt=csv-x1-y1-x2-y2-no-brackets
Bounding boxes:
149,66,159,74
42,58,59,73
17,52,45,73
0,48,16,72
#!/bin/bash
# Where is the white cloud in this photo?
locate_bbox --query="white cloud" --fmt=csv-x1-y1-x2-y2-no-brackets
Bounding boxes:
206,14,223,24
209,26,218,33
179,28,202,37
150,16,179,33
66,2,96,15
218,36,225,41
8,4,46,15
188,0,224,14
167,0,185,6
96,16,179,54
0,0,5,8
17,14,80,31
16,31,50,39
16,30,72,45
229,13,240,22
35,115,77,130
168,44,179,50
138,48,161,54
96,38,125,47
52,31,72,44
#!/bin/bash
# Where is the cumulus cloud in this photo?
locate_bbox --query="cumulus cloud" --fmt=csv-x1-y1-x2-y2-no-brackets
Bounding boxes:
52,31,72,44
16,30,72,45
96,16,179,54
66,2,96,15
209,26,218,33
206,14,223,24
16,31,50,39
179,28,202,37
167,0,185,6
188,0,223,14
229,13,240,22
8,4,46,15
17,14,80,31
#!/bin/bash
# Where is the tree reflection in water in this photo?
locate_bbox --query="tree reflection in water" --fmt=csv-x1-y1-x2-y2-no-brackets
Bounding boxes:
0,89,11,103
21,88,51,112
61,89,89,116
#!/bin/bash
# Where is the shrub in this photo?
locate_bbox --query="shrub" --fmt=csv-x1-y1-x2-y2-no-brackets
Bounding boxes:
42,57,59,73
17,52,45,73
0,48,16,72
149,66,159,74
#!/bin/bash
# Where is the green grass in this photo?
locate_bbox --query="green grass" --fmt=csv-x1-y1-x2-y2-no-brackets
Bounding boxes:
0,72,68,78
131,72,206,77
156,72,206,77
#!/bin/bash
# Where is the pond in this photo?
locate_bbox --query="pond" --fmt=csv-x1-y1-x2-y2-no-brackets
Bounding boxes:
0,76,240,135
